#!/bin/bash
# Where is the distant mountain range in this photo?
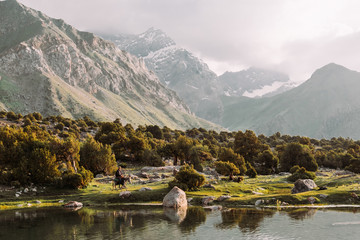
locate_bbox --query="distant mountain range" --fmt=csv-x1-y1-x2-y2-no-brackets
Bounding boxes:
102,28,293,123
0,0,219,130
222,63,360,139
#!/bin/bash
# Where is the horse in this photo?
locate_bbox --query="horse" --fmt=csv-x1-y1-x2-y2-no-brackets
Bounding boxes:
113,175,131,190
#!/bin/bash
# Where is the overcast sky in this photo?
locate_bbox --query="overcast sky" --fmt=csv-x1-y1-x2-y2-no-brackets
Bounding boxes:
17,0,360,83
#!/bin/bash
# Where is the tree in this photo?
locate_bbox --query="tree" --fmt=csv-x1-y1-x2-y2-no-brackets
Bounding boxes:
234,130,268,164
146,125,164,139
79,137,117,175
215,161,240,180
218,147,247,175
254,150,279,174
280,143,318,172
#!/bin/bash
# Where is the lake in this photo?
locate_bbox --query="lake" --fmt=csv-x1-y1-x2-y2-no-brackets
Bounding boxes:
0,206,360,240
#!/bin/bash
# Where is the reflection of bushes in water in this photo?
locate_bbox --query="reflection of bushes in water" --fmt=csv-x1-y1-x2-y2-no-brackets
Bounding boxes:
286,208,317,221
179,207,206,233
217,208,275,233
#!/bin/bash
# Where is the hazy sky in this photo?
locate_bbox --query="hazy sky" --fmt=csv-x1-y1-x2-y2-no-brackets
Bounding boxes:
17,0,360,82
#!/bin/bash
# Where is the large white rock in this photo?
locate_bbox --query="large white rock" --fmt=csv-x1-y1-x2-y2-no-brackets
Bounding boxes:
163,186,187,208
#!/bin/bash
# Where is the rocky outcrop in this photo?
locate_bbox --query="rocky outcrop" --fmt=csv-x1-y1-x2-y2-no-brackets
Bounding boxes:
291,179,317,194
163,186,187,208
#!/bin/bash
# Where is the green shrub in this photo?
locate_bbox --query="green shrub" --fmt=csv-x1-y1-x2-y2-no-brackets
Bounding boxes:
290,165,301,174
287,167,316,182
61,167,93,189
169,164,205,191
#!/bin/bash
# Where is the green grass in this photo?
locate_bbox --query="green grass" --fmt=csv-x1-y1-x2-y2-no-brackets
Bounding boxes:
1,172,360,211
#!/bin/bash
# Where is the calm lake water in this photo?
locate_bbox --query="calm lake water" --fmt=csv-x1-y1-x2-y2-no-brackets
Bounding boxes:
1,206,360,240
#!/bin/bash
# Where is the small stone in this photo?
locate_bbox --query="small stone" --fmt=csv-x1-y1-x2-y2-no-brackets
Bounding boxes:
59,200,64,203
252,191,264,195
64,201,83,208
203,205,222,211
217,195,231,202
255,199,263,206
308,197,316,204
119,191,131,199
187,198,193,203
24,188,29,193
17,204,23,207
139,187,152,191
95,174,104,178
318,194,328,199
202,196,215,206
203,183,216,190
35,200,41,204
15,193,20,197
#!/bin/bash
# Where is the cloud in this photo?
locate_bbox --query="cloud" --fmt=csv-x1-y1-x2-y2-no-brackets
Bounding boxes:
17,0,360,82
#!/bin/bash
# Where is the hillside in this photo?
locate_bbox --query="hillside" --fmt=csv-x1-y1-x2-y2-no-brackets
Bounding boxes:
222,63,360,139
0,0,220,130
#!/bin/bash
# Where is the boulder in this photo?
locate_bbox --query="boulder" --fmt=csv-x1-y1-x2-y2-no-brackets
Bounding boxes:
291,179,317,194
163,186,187,208
202,196,215,206
64,201,83,208
119,191,132,199
217,195,231,202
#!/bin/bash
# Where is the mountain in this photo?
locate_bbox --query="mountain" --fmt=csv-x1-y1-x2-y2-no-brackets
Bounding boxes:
222,63,360,139
218,67,296,98
102,28,223,123
0,0,220,130
103,29,297,123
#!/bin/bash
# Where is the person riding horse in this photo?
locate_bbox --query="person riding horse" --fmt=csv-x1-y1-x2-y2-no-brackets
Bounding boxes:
114,166,129,189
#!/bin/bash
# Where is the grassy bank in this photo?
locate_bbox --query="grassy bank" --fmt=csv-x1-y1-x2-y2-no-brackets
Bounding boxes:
1,169,360,211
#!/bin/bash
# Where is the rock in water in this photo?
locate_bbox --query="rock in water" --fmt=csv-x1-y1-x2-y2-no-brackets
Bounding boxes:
163,186,187,208
291,179,317,194
63,201,83,208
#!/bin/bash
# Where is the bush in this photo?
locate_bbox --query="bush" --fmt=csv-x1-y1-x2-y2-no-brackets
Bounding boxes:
61,167,93,189
287,167,316,182
168,164,205,191
246,162,257,178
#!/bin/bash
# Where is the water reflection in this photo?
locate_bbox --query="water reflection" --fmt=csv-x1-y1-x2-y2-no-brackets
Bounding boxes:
217,208,275,233
1,206,360,240
285,208,317,220
179,207,206,233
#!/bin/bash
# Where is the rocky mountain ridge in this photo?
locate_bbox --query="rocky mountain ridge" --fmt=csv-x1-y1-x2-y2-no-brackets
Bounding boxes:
0,0,220,130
